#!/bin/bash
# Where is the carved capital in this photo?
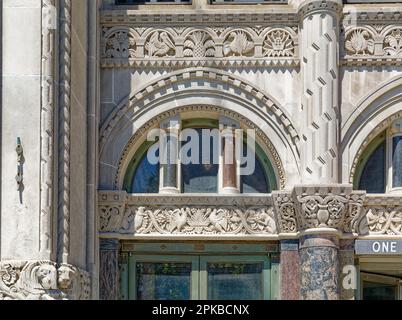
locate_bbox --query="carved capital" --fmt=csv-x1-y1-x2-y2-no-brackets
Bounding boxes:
0,261,90,300
293,185,367,235
298,0,343,19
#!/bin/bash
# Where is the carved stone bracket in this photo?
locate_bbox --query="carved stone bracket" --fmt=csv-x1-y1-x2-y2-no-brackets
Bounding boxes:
0,261,90,300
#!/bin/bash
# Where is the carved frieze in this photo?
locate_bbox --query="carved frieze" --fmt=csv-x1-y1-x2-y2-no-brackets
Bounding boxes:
95,191,402,239
343,26,402,65
99,193,277,236
100,26,299,68
359,196,402,236
0,261,90,300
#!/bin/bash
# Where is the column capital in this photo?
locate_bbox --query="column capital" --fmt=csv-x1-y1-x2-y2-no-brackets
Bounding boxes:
298,0,343,19
293,184,366,236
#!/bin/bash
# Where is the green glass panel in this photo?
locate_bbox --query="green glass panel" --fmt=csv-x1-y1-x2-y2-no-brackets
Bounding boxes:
136,262,192,300
363,281,397,300
207,262,264,300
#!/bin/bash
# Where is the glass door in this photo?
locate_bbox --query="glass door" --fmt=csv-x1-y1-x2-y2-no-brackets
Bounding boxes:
199,256,271,300
128,255,200,300
361,273,401,300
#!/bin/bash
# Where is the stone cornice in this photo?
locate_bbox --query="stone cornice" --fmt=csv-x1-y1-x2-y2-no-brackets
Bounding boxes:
100,11,299,26
343,8,402,25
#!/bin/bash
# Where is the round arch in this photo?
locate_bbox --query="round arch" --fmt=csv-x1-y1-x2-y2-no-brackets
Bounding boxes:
99,68,300,190
341,74,402,184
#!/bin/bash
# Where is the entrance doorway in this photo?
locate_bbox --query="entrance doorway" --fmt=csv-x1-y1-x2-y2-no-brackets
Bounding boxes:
119,242,279,300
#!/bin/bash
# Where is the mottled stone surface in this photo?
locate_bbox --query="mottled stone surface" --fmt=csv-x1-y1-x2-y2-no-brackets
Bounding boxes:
339,239,356,300
299,235,339,300
280,240,300,300
100,239,120,300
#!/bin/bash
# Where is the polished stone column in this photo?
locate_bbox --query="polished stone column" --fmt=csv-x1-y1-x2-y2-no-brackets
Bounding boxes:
299,234,340,300
280,240,301,300
220,117,239,194
160,116,180,194
99,238,120,300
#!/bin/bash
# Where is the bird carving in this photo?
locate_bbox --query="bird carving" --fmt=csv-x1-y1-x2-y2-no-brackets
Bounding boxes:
145,32,175,57
223,31,254,57
209,209,228,233
345,30,374,55
168,208,188,233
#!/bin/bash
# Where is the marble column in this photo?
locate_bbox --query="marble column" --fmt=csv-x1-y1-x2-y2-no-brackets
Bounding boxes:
299,234,340,300
280,240,301,300
100,238,120,300
299,0,342,184
160,116,180,194
220,116,239,194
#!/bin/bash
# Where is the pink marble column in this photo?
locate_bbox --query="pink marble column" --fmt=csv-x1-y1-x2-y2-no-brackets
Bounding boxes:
280,240,301,300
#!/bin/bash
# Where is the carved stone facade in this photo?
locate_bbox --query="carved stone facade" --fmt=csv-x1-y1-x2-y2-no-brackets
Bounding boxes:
2,0,402,301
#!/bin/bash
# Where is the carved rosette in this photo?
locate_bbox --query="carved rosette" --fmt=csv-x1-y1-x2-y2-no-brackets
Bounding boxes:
293,185,367,234
0,261,90,300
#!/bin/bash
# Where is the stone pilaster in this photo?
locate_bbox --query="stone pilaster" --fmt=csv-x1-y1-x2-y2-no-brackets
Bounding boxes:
99,239,120,300
299,0,342,184
280,240,301,300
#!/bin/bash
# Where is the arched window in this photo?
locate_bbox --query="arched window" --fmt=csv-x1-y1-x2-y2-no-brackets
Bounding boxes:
123,117,278,194
355,118,402,194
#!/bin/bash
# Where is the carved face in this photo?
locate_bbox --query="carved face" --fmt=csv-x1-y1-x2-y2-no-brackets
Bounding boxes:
57,266,75,290
36,265,57,290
